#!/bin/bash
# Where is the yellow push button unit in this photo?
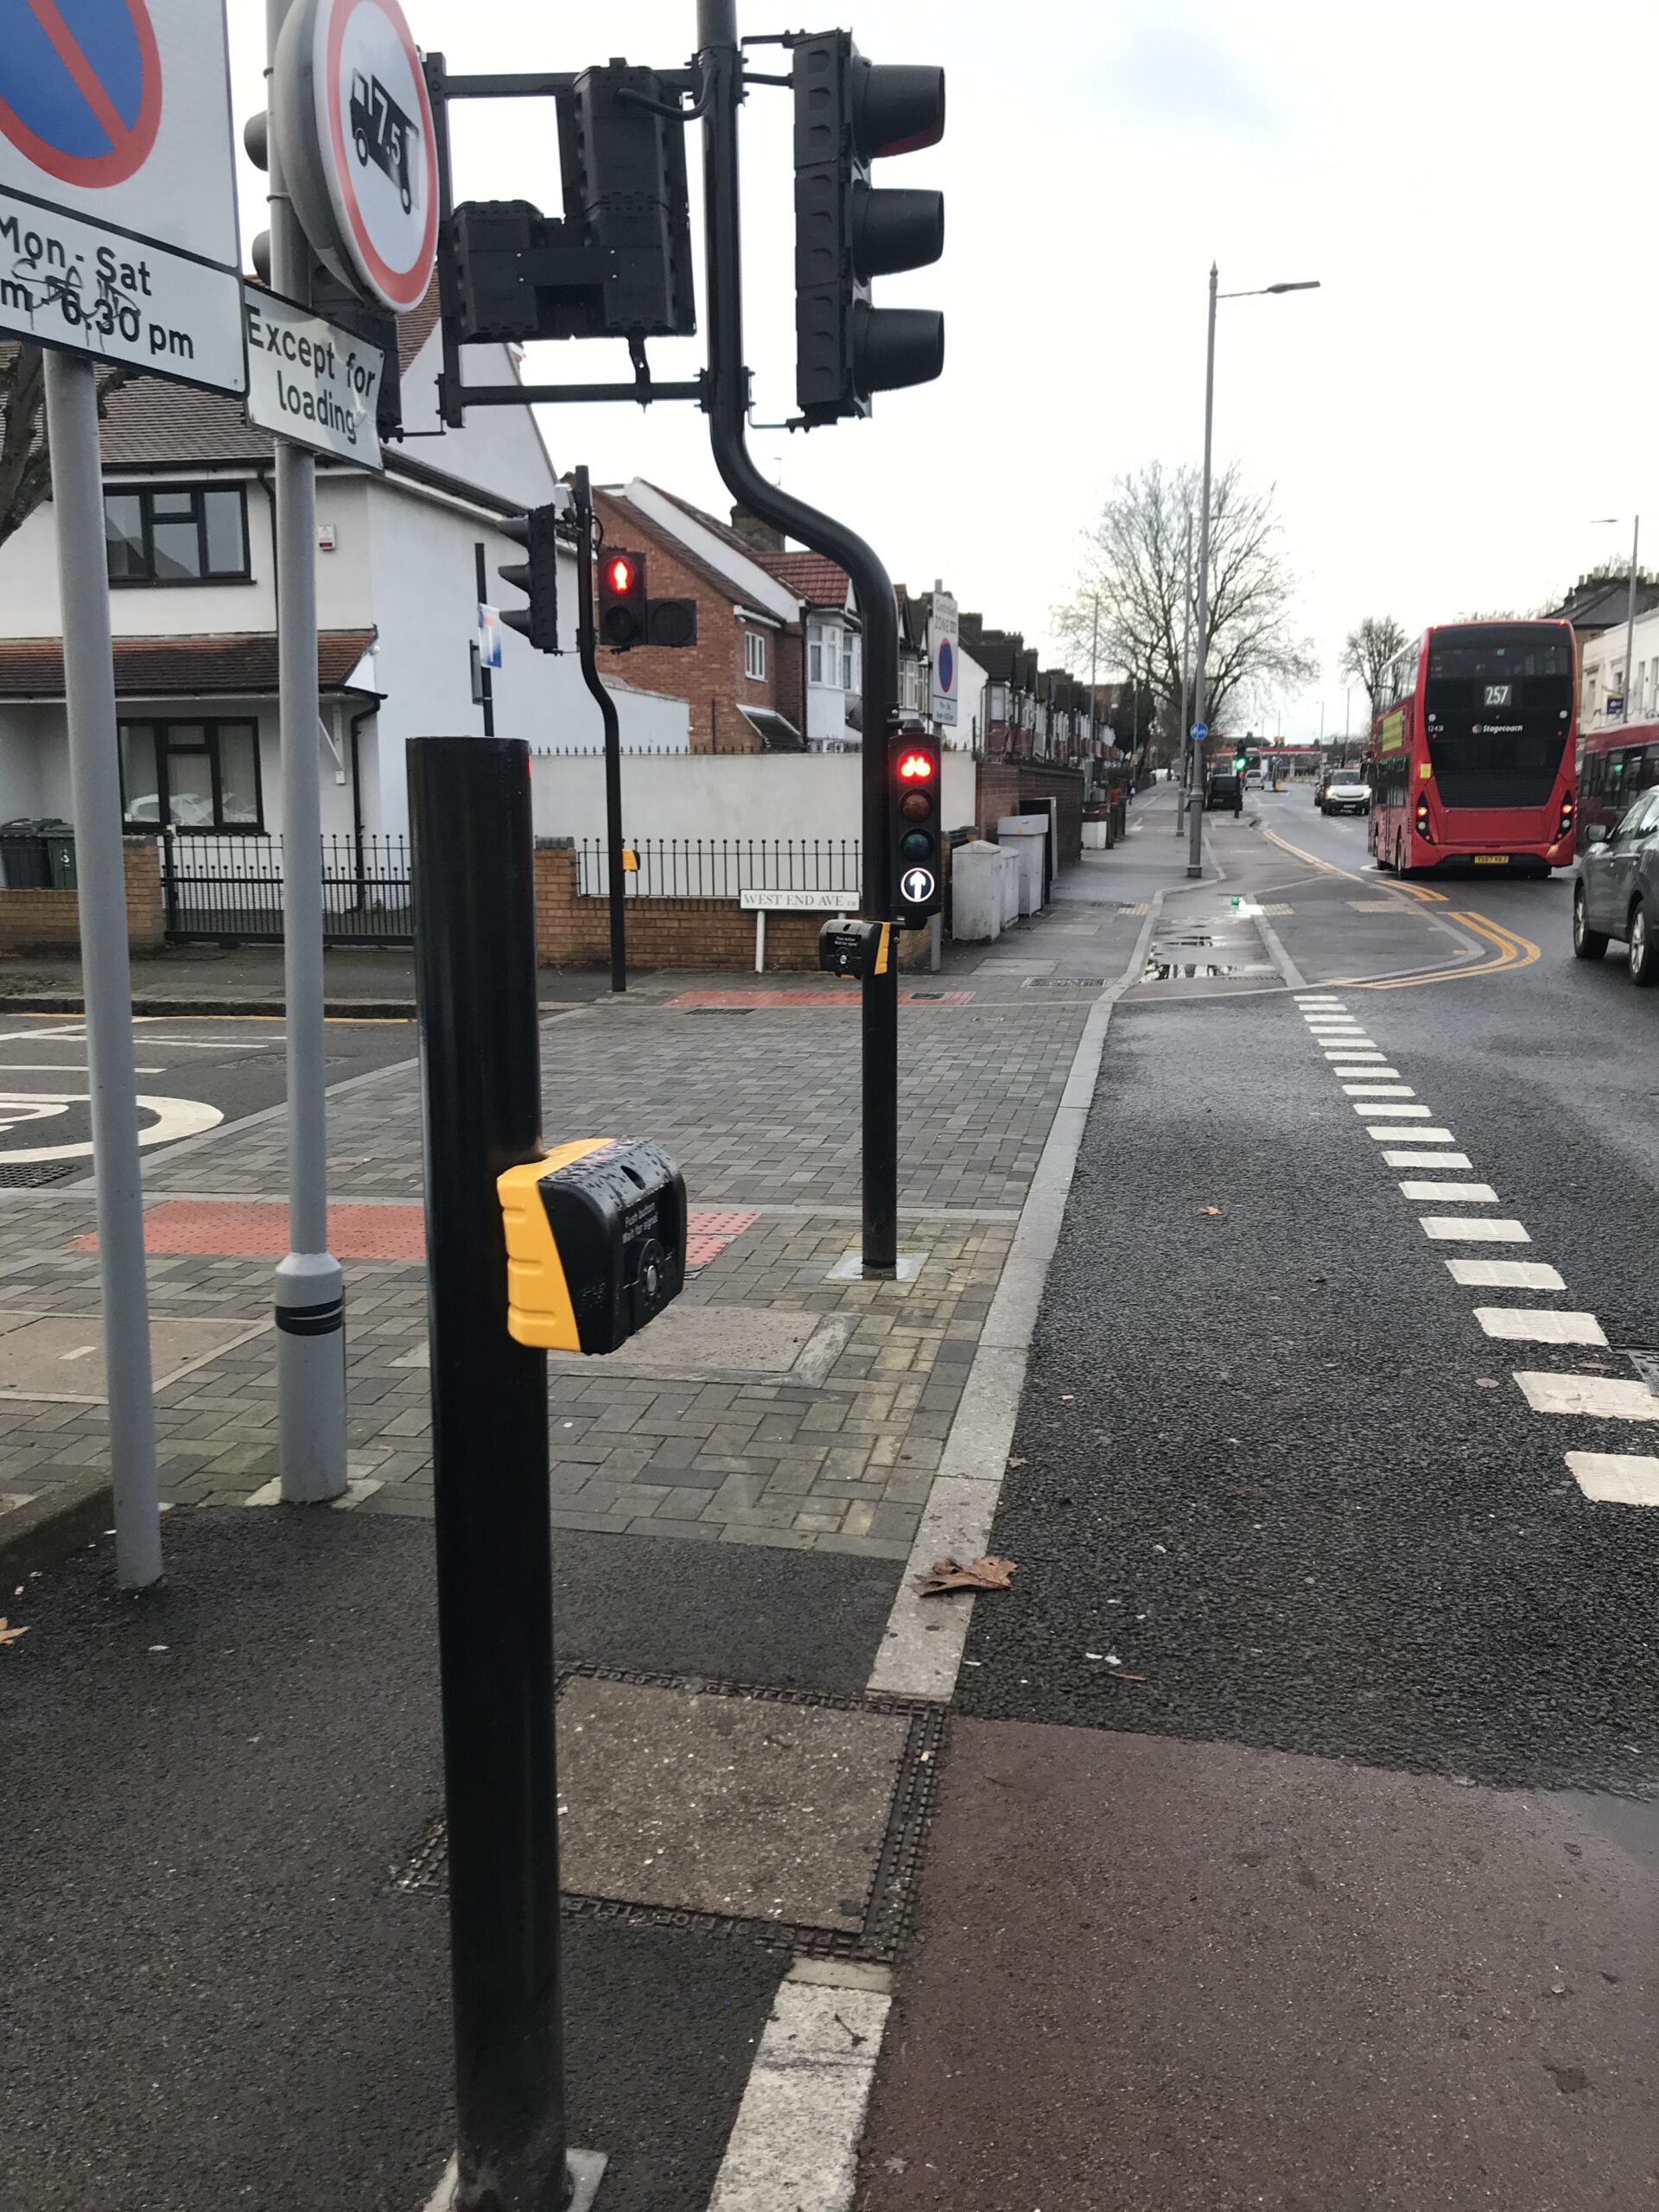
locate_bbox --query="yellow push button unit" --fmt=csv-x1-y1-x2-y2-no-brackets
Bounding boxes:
497,1138,687,1354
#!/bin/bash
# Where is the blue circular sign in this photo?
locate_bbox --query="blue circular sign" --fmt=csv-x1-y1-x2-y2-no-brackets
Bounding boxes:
0,0,162,188
901,866,936,906
1191,721,1208,741
938,638,955,694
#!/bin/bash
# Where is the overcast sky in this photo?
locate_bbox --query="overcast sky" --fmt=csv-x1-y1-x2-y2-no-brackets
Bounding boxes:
230,0,1659,742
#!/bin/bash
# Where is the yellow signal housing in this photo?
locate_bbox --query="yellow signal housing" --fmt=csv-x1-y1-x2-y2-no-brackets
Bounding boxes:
621,846,640,872
496,1139,611,1351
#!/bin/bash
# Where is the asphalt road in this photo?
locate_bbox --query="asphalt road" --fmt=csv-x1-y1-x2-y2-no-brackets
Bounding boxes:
0,1013,414,1176
858,789,1659,2209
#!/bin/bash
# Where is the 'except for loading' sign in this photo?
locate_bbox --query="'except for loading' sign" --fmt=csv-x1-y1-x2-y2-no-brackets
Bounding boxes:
901,866,936,906
0,0,162,187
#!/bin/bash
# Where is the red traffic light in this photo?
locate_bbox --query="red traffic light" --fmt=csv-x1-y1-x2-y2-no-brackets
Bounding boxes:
897,749,935,780
607,556,634,594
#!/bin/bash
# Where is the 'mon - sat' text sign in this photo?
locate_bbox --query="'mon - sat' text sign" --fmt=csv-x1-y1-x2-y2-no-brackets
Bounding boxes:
0,0,245,391
244,285,383,467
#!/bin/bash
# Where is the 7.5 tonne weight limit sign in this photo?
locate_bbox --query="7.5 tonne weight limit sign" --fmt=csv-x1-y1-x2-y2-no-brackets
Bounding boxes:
0,0,245,391
273,0,436,315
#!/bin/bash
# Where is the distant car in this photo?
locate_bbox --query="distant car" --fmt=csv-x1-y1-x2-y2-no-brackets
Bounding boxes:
1573,788,1659,983
1319,768,1371,817
1243,769,1264,790
1205,768,1243,814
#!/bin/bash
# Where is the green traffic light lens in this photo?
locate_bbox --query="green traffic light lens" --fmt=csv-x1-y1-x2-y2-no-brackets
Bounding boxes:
900,830,934,863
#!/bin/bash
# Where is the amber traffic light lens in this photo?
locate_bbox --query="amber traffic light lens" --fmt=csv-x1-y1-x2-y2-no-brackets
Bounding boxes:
899,791,931,821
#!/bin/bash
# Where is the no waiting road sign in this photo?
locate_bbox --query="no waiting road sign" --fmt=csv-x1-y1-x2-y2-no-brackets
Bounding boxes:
930,588,958,727
274,0,437,315
0,0,245,391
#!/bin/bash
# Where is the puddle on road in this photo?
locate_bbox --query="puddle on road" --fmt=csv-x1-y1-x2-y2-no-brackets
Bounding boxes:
1142,958,1268,981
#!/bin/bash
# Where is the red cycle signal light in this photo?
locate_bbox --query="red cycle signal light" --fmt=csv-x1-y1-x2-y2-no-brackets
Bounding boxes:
897,750,934,779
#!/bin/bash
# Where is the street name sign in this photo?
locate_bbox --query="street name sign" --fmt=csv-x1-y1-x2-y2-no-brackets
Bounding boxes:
244,285,383,466
273,0,437,315
930,588,958,727
0,0,245,391
741,887,858,912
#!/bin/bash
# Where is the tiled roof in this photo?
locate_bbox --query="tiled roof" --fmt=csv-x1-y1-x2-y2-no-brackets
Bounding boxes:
761,550,851,607
0,631,378,701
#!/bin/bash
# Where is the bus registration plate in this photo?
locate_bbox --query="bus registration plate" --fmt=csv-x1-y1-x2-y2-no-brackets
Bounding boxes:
1474,855,1510,865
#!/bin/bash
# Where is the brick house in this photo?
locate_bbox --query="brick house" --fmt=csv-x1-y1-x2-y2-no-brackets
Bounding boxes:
592,480,807,752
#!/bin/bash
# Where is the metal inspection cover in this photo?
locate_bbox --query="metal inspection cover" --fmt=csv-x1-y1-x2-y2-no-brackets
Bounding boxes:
397,1668,944,1961
0,1312,265,1402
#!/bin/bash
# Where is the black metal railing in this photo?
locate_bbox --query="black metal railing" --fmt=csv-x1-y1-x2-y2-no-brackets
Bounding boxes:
160,833,413,945
576,837,861,901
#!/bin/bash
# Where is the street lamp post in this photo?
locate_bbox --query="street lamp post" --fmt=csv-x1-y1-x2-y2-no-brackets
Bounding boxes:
1187,267,1320,880
1592,516,1641,722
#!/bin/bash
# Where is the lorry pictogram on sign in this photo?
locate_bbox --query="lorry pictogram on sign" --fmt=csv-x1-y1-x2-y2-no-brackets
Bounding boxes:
0,0,162,188
349,68,413,212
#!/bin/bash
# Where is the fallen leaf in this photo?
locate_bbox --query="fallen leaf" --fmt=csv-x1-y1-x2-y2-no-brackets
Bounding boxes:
1007,1455,1028,1468
0,1618,29,1646
913,1554,1016,1598
1199,1205,1222,1216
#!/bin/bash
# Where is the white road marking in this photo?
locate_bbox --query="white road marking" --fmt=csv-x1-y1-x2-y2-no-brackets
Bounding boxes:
1565,1452,1659,1504
1475,1308,1605,1344
1356,1102,1431,1117
1324,1048,1385,1059
1343,1084,1414,1096
0,1092,222,1163
1368,1123,1457,1141
1294,994,1344,1002
1515,1372,1659,1421
1328,1060,1395,1072
706,1976,892,2212
57,1344,95,1362
1384,1148,1473,1168
1420,1216,1529,1242
1399,1181,1497,1202
1446,1258,1563,1288
0,1062,166,1074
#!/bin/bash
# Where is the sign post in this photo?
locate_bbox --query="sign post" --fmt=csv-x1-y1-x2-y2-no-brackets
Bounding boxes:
266,0,435,1502
0,0,246,1587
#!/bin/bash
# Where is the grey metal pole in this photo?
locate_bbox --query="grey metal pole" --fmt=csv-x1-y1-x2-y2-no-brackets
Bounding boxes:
1622,517,1640,723
1188,263,1217,879
1176,509,1192,830
43,352,162,1590
269,0,346,1501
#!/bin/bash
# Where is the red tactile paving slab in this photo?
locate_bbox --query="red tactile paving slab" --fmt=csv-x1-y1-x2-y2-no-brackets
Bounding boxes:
667,988,974,1008
858,1717,1655,2210
78,1201,760,1267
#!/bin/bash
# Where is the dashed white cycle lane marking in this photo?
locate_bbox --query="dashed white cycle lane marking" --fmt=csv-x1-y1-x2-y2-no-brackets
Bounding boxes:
1299,995,1659,1506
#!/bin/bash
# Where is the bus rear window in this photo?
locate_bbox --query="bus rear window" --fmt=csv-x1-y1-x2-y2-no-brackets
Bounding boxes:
1425,629,1573,718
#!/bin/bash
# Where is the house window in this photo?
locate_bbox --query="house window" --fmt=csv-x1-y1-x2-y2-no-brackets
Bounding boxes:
842,632,855,690
808,622,826,684
744,629,767,681
105,485,250,586
119,720,263,830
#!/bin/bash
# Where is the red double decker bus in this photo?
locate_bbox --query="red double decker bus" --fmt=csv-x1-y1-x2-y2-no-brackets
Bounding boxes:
1367,620,1577,875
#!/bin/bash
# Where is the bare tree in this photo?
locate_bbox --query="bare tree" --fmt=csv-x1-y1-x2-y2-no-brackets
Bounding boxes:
1054,461,1317,738
1338,613,1408,723
0,342,128,554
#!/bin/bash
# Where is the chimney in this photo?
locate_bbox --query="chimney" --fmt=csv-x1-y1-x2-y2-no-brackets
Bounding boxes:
729,505,785,554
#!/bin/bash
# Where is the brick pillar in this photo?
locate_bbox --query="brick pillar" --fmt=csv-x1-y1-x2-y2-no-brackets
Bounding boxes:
532,840,578,965
122,836,164,951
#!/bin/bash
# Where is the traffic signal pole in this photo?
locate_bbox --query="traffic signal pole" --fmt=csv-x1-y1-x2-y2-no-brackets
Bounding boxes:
572,467,628,995
697,0,900,1273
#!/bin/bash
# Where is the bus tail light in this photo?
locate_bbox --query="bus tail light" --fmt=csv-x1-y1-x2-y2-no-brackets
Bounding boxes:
1558,794,1575,840
1414,797,1431,839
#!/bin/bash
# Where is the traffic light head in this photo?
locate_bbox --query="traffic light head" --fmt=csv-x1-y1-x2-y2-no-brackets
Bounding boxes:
794,33,946,427
498,506,562,654
887,720,943,923
599,549,650,650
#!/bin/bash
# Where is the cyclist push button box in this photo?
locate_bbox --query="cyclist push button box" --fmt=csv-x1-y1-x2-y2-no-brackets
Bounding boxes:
497,1138,687,1355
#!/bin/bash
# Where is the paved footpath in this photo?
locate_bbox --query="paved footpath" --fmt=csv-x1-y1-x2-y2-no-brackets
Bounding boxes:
1,801,1192,2212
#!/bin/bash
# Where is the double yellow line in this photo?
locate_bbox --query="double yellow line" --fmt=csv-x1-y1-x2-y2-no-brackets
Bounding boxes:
1358,910,1539,990
1257,827,1541,988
